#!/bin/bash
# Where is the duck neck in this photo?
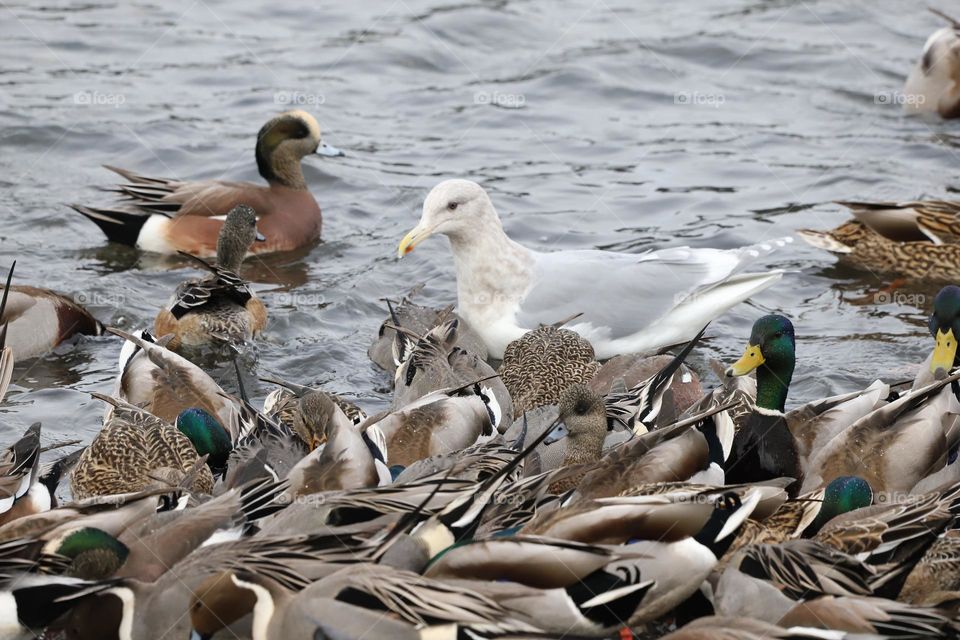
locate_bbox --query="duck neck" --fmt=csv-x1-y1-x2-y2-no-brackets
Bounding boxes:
216,233,247,272
446,219,532,318
563,430,605,467
264,148,307,191
755,361,792,413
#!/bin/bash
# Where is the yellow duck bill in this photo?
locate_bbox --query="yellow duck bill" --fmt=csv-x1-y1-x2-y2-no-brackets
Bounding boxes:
726,343,765,377
931,328,958,374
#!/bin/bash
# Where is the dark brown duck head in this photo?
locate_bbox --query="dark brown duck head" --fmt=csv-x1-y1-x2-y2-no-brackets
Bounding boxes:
255,110,342,191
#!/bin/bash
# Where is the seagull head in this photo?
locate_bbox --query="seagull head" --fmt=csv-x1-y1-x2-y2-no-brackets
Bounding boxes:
397,179,496,257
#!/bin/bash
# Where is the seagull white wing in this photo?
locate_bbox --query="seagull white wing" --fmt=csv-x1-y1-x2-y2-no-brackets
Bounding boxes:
514,239,790,358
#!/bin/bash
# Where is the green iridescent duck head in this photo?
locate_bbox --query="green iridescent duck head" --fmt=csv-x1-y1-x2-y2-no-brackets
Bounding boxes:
929,285,960,375
177,407,232,472
726,314,796,412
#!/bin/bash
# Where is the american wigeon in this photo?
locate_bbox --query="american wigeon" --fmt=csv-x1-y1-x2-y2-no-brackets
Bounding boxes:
0,262,103,361
70,110,342,257
154,204,268,349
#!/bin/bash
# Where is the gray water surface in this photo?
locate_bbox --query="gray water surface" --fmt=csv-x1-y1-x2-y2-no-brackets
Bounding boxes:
0,0,954,445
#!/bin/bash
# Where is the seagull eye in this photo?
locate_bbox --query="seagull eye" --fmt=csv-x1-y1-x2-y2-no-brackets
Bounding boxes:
447,202,458,211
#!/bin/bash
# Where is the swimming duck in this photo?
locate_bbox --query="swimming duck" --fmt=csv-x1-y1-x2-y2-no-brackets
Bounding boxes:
260,377,365,451
397,179,788,359
798,200,960,280
153,204,268,349
70,394,215,499
903,8,960,120
498,323,600,417
108,327,238,432
70,110,342,256
0,262,103,361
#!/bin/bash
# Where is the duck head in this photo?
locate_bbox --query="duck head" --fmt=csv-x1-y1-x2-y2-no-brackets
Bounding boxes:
53,527,129,580
189,571,257,640
808,475,873,535
255,110,342,190
545,384,606,451
216,204,265,272
726,314,796,413
929,285,960,376
398,179,500,257
177,407,232,474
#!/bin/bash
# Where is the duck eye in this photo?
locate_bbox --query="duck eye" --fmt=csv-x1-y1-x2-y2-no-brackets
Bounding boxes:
447,202,458,211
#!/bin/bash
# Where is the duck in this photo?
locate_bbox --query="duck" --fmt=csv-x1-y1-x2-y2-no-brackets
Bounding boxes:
903,8,960,120
391,318,512,424
153,204,268,349
798,200,960,279
69,110,342,257
363,380,503,469
188,564,541,640
724,315,893,494
0,423,46,527
108,327,238,432
368,295,488,376
70,394,215,499
397,179,789,359
497,323,600,417
260,376,366,450
0,262,103,361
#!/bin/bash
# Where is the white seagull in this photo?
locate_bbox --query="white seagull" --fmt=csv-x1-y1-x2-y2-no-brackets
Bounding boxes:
398,179,789,359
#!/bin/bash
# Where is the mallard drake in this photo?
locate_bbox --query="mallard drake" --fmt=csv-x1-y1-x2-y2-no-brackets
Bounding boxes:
70,110,342,256
724,315,895,494
397,179,788,359
154,204,268,349
108,327,238,432
392,319,512,422
0,263,103,361
498,323,600,417
71,394,215,499
903,8,960,120
798,201,960,280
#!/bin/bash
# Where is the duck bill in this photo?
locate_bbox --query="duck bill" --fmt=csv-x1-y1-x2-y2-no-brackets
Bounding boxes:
543,422,569,445
726,344,765,377
397,223,432,258
254,227,266,242
931,328,958,375
315,142,344,158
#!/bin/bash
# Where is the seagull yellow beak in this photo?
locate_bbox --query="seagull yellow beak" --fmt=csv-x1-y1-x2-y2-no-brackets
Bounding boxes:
931,328,958,375
726,344,765,377
397,222,433,258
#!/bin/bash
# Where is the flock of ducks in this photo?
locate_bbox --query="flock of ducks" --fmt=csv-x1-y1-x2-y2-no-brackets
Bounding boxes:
6,8,960,640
